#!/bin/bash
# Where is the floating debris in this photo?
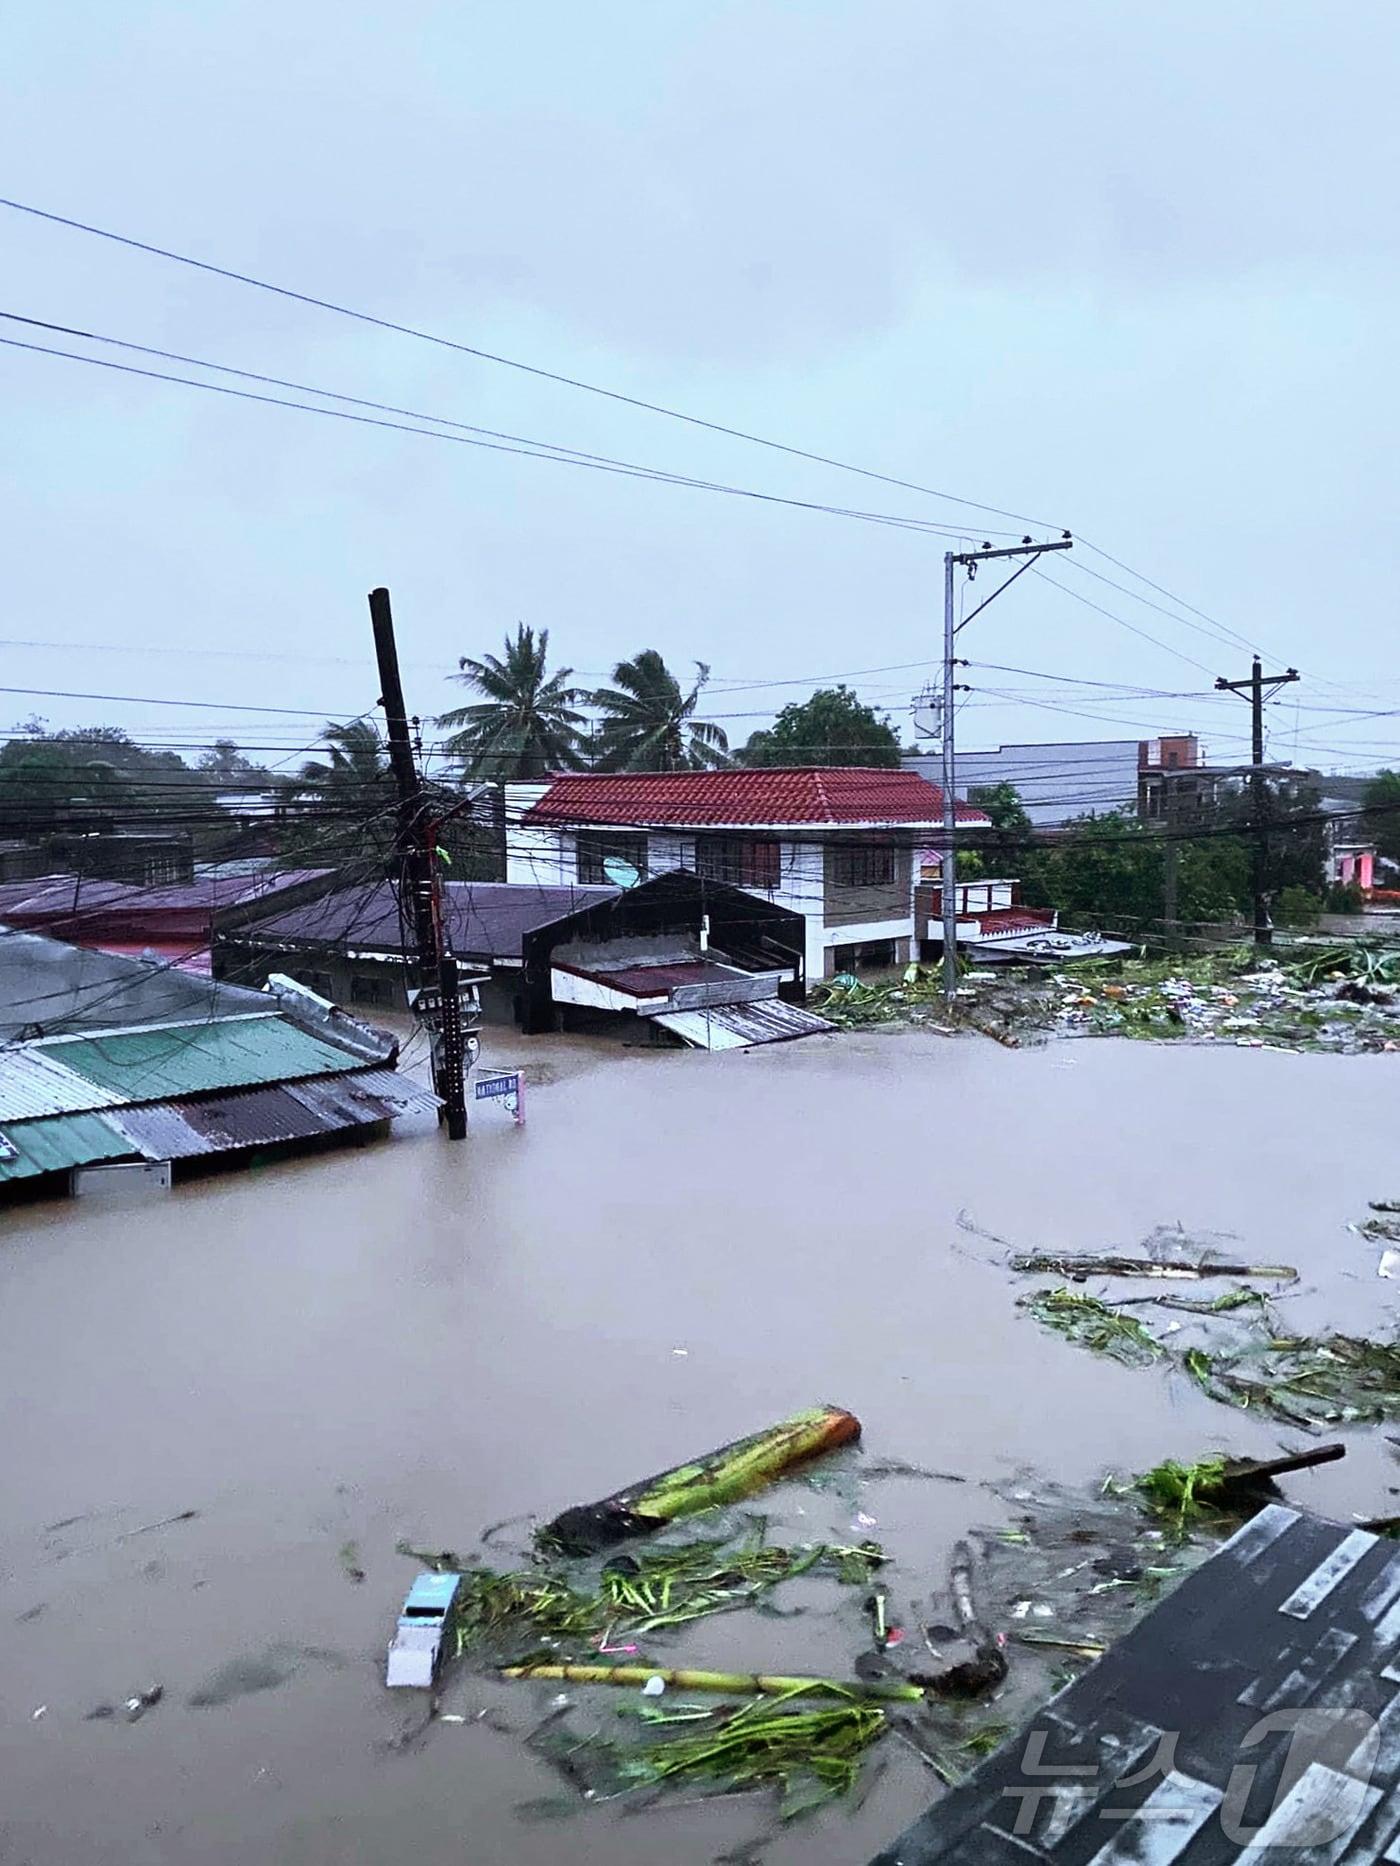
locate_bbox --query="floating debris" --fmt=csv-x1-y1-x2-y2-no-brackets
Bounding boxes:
386,1571,463,1688
1018,1288,1164,1367
502,1663,924,1702
451,1534,885,1660
1010,1250,1295,1282
819,946,1400,1053
538,1407,862,1555
1132,1443,1345,1533
1021,1268,1400,1430
536,1688,892,1820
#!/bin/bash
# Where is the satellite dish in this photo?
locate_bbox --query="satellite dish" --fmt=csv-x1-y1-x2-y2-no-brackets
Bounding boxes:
602,856,641,888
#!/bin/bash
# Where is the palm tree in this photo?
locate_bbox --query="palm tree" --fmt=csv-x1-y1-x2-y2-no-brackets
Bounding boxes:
590,651,730,772
297,720,390,797
438,625,585,779
281,720,398,862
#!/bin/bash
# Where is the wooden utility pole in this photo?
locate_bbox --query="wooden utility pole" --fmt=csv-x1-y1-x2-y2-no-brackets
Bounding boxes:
369,587,469,1138
1214,656,1299,950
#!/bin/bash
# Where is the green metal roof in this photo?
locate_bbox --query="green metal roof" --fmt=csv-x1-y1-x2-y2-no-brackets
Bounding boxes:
0,1111,131,1182
37,1017,364,1101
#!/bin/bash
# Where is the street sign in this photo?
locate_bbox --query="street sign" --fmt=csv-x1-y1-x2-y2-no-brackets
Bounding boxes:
474,1070,525,1124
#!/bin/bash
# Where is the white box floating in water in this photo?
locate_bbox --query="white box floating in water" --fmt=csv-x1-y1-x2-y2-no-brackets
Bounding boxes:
385,1571,462,1688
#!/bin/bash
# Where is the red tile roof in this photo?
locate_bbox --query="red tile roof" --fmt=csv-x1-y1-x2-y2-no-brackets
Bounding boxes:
523,768,990,829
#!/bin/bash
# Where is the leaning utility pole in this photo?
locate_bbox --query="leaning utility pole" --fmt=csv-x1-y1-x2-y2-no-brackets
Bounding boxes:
1214,655,1299,950
941,535,1073,1000
369,586,469,1138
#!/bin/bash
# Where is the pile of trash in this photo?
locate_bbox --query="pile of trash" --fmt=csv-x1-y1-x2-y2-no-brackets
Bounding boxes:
1045,951,1400,1051
815,944,1400,1054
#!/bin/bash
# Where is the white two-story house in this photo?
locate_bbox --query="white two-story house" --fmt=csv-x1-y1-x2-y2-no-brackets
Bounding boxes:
505,768,989,985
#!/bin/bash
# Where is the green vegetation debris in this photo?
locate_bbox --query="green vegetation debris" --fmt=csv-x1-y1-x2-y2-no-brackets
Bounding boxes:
1223,1335,1400,1427
1019,1264,1400,1430
449,1533,887,1663
1018,1287,1164,1367
542,1689,889,1819
1135,1457,1231,1530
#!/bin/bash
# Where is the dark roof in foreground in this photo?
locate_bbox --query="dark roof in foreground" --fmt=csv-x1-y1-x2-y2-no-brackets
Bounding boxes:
233,880,620,960
870,1503,1400,1865
0,926,270,1041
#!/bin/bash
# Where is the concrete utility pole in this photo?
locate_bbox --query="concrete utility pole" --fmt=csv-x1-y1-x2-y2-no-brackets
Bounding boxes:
940,535,1073,1001
1214,655,1300,950
369,586,469,1138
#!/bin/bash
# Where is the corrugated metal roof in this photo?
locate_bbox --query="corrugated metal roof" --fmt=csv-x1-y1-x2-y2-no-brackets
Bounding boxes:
647,999,836,1050
0,927,271,1041
238,880,617,960
0,1047,127,1121
0,1111,132,1182
282,1069,440,1121
37,1018,364,1099
106,1070,437,1160
106,1085,347,1158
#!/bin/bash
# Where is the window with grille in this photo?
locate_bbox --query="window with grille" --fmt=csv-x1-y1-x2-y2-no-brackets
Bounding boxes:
832,844,896,888
695,836,781,890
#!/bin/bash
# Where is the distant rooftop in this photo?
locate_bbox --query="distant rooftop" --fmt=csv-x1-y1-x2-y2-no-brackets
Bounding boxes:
0,927,269,1042
232,879,620,960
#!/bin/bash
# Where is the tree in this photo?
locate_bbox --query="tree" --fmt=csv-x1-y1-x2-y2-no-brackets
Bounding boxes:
198,739,266,782
281,720,398,863
0,738,135,832
1219,774,1328,902
1037,812,1163,929
590,651,729,771
1364,769,1400,867
740,686,900,767
439,625,585,779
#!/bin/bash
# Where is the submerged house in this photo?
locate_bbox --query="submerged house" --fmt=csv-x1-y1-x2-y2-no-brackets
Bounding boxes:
0,868,335,975
217,871,829,1049
505,768,990,982
0,929,437,1196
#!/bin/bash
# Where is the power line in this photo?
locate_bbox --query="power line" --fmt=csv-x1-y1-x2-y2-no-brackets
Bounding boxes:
0,195,1056,535
0,204,1327,684
0,682,347,717
1031,567,1221,679
0,332,999,544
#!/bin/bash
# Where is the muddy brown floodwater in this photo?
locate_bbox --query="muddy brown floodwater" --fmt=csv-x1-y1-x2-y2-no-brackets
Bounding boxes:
2,1029,1397,1865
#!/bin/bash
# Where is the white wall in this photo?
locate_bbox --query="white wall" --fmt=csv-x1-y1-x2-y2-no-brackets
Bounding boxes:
500,805,918,985
504,782,573,884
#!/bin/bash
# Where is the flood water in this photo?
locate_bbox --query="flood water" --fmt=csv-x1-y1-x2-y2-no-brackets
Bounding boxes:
2,1029,1396,1865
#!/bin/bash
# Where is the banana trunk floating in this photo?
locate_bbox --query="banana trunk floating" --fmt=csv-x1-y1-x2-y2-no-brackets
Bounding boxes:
500,1662,924,1703
538,1406,862,1555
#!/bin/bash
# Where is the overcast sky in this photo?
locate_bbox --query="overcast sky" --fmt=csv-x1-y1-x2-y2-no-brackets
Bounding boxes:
2,2,1397,775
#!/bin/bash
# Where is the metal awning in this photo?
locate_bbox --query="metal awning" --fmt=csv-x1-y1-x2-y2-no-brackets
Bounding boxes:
646,999,835,1050
967,930,1134,963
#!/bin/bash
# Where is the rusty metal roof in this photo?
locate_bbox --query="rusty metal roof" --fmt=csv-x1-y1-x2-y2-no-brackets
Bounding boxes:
104,1071,438,1159
281,1069,439,1122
